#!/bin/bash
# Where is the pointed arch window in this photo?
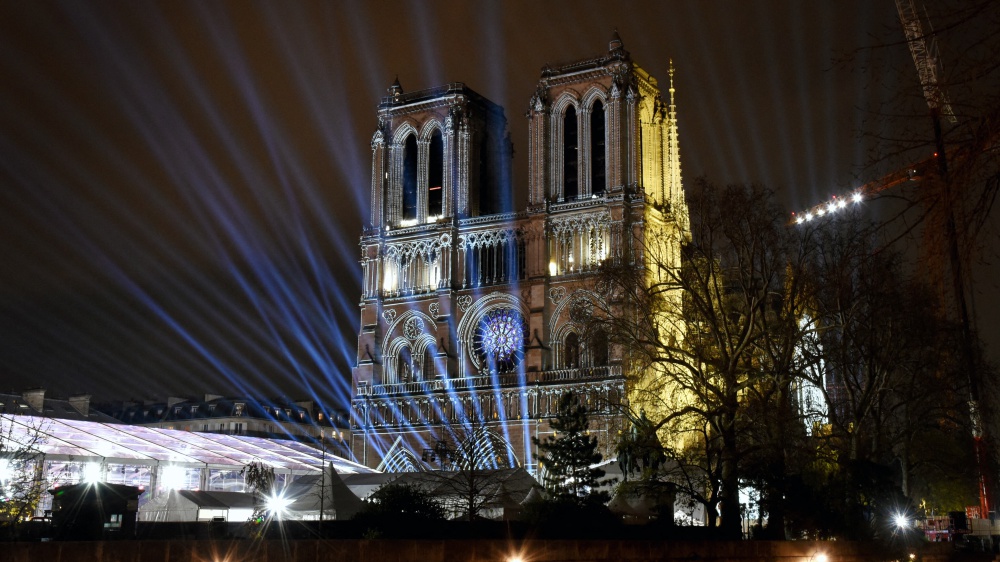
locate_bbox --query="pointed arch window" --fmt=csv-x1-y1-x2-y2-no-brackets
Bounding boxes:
422,343,437,380
563,106,578,200
402,135,418,221
564,332,580,368
589,328,609,367
397,346,414,383
428,130,444,218
590,101,606,195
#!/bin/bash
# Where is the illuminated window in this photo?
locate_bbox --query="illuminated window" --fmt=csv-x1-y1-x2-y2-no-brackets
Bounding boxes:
428,129,444,218
563,106,578,199
473,308,527,373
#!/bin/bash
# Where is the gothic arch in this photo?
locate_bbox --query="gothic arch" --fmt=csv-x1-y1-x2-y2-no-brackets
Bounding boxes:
456,426,520,469
548,289,608,337
378,441,424,473
551,91,581,116
456,292,528,375
581,86,608,110
382,310,438,382
418,118,445,140
391,121,419,144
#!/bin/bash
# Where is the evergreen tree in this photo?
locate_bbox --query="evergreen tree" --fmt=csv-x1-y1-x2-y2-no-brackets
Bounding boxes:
533,391,611,507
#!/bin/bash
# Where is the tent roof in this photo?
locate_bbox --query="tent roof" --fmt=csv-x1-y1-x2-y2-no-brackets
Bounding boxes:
2,414,375,475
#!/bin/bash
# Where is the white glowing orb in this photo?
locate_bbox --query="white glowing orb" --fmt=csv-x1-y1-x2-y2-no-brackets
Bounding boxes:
267,493,293,518
853,192,863,203
83,462,102,484
160,465,185,490
894,513,909,528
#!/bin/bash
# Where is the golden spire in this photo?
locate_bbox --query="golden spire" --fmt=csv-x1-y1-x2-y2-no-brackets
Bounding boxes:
664,59,687,233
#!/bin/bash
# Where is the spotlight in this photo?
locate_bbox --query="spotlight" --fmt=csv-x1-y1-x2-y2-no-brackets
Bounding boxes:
894,513,909,529
852,192,863,204
805,213,813,222
827,202,837,213
266,493,292,519
813,554,828,562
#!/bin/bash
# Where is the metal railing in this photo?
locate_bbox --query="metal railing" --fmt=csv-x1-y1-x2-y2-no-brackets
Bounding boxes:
357,365,622,396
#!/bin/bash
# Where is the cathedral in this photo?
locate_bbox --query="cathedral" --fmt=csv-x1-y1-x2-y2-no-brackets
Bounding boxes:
350,35,689,474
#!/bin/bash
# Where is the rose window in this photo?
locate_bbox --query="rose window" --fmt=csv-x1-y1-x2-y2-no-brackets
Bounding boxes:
473,308,527,373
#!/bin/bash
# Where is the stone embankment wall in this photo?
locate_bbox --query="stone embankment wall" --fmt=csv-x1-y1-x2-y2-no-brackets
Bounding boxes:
0,539,952,562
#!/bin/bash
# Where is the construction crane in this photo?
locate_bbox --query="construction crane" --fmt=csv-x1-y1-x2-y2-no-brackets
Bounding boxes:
897,0,990,519
791,0,995,519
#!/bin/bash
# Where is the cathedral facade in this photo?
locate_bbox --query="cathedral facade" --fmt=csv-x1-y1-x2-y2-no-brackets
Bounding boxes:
351,36,688,473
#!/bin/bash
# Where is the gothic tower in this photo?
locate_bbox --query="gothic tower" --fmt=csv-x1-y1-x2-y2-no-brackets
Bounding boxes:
351,35,688,474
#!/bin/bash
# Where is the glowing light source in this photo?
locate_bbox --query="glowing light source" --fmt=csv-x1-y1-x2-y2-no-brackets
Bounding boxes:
161,465,185,490
266,493,292,519
852,192,863,203
805,213,813,222
548,261,557,276
0,459,11,483
894,513,909,529
813,553,828,562
84,462,102,484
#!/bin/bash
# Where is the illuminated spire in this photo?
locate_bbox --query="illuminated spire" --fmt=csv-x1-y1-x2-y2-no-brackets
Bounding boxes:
664,60,688,232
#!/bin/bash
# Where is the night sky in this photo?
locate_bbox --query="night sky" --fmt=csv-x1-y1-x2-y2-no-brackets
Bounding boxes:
1,1,995,409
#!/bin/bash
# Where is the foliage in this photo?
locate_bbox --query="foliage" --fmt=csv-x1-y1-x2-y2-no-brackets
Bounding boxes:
598,179,976,538
239,460,276,523
533,391,612,508
358,482,445,521
0,415,47,528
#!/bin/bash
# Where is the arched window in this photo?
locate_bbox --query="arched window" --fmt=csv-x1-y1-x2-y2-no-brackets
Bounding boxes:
422,344,437,380
397,346,413,383
564,332,580,368
428,130,444,218
589,328,609,367
402,135,418,221
590,101,606,195
563,106,578,200
478,136,493,216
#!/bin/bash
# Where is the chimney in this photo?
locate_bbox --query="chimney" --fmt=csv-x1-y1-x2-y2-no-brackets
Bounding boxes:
22,388,45,412
69,394,91,417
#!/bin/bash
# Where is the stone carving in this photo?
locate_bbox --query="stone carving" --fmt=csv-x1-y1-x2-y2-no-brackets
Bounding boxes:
382,309,397,323
428,302,441,319
548,286,567,304
457,295,473,311
403,317,425,340
569,295,594,325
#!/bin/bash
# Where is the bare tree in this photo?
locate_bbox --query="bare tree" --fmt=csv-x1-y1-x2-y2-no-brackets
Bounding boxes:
595,180,810,538
422,417,519,520
0,415,47,530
